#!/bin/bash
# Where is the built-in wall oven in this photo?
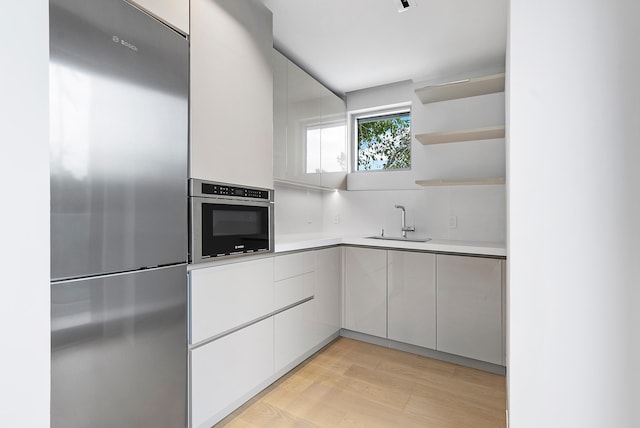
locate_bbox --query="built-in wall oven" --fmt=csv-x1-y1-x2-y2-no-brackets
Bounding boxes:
189,179,274,263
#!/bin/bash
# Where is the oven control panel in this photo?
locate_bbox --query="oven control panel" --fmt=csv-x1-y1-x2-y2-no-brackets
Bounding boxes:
191,179,272,201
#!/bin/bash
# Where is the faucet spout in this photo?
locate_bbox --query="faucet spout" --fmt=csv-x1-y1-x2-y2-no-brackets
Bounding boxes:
394,204,414,237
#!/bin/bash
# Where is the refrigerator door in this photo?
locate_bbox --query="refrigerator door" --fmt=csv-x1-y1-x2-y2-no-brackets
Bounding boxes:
50,0,189,281
51,264,187,428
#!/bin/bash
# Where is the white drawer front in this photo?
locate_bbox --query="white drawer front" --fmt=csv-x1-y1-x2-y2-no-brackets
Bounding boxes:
274,271,314,310
190,258,274,344
190,318,274,428
274,251,314,282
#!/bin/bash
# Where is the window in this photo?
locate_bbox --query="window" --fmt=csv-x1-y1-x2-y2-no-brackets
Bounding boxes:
306,122,347,174
354,108,411,171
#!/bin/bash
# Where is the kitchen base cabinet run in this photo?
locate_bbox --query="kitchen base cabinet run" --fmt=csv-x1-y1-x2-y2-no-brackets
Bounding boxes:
188,248,342,427
190,318,274,428
342,246,505,367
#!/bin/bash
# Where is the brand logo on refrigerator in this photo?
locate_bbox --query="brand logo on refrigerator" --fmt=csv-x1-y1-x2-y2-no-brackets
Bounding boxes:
112,35,138,52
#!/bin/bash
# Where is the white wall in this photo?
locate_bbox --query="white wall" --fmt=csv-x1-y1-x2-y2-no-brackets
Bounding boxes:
347,77,505,190
274,76,507,243
274,184,325,236
508,0,640,426
323,186,505,242
0,1,50,427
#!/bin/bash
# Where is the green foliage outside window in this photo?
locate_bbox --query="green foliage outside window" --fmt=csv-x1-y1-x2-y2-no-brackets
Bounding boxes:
357,112,411,171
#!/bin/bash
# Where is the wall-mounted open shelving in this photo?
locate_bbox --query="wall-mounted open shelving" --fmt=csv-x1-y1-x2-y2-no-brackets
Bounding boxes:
415,178,505,187
415,125,505,145
415,73,505,104
414,73,506,187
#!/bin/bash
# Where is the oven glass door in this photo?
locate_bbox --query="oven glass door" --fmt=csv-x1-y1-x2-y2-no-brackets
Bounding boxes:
201,203,270,257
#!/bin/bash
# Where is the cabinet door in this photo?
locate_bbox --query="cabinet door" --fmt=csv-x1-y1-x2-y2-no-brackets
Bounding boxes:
315,247,342,342
190,0,273,188
274,272,314,311
285,59,323,186
274,251,315,282
274,300,315,373
189,258,273,344
126,0,188,34
273,49,288,181
344,247,387,338
190,318,274,428
319,90,347,190
436,255,503,365
387,251,436,349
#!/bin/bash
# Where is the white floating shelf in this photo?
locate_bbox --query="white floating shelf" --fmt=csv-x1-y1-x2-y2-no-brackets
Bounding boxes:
415,73,505,104
415,178,506,187
415,125,505,145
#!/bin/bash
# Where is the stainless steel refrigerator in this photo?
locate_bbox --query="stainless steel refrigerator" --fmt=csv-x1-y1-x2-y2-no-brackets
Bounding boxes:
49,0,188,426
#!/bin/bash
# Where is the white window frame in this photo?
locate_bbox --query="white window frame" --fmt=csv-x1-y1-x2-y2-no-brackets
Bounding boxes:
350,103,412,173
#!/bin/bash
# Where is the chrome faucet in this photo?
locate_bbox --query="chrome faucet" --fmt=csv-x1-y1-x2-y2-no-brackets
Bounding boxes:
394,204,415,238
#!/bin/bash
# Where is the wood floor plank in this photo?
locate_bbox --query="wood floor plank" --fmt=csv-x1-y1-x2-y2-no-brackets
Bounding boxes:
214,337,507,427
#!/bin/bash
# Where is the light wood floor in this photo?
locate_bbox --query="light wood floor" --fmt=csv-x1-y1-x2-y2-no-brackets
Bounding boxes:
215,337,506,427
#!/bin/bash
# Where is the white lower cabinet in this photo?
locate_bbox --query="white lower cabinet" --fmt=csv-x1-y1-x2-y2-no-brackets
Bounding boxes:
387,251,436,349
274,271,314,310
342,247,504,366
189,248,505,427
344,247,387,338
274,299,316,373
189,249,344,427
315,247,342,343
189,258,273,344
436,254,504,365
190,318,274,428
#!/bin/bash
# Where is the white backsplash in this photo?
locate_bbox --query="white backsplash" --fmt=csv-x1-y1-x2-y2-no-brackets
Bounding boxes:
275,184,506,243
273,184,325,236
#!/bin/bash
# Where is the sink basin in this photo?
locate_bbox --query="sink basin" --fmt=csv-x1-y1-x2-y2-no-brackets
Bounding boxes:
366,235,431,243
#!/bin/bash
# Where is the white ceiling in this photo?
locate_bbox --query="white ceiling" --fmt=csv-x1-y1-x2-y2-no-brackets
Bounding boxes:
259,0,508,95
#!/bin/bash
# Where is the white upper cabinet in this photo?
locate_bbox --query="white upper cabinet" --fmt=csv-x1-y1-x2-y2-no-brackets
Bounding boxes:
273,49,347,190
190,0,274,189
320,87,348,189
126,0,189,34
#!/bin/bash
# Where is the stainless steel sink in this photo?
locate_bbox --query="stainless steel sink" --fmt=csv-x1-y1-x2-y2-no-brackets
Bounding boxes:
366,235,431,243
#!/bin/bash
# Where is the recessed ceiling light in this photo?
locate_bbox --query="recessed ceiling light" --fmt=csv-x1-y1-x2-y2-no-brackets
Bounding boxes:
391,0,418,13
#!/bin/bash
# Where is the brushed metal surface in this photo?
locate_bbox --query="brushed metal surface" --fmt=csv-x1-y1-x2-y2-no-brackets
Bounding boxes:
50,0,188,281
51,265,187,428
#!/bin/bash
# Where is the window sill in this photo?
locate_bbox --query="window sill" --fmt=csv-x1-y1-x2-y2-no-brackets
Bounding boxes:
346,170,421,191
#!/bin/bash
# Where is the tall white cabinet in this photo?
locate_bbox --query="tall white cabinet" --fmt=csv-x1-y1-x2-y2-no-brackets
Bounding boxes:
190,0,274,189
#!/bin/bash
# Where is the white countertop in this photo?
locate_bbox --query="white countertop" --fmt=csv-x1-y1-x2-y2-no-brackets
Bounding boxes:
275,233,506,257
